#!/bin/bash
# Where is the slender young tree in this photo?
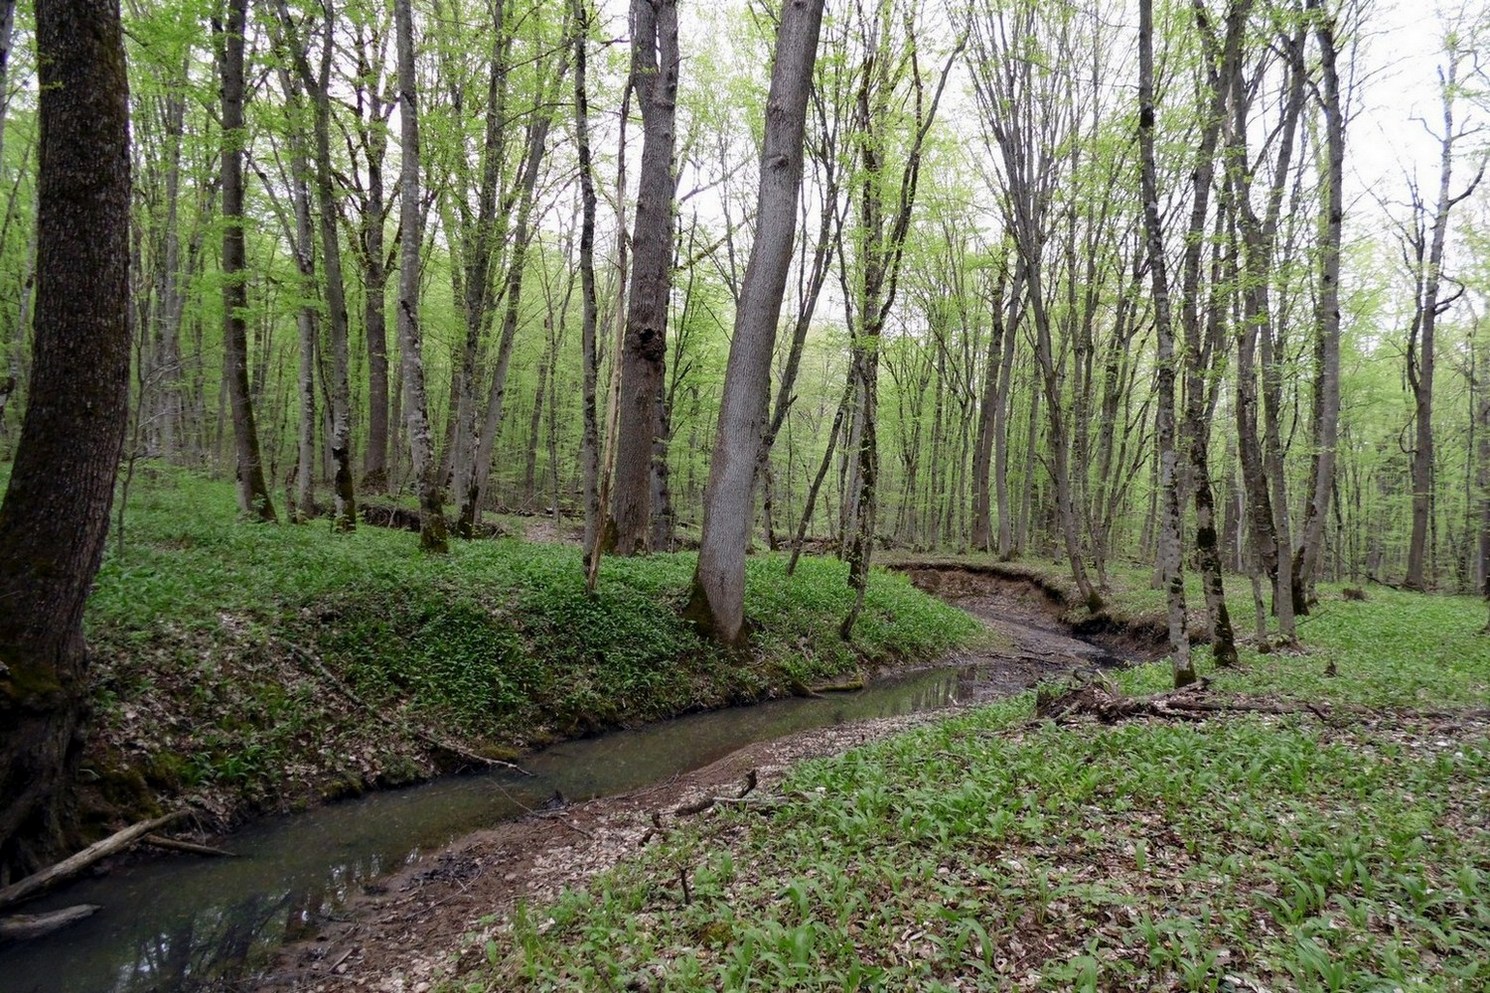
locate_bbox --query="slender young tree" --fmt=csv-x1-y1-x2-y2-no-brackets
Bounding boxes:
1403,32,1486,589
0,0,131,876
688,0,827,645
574,0,602,558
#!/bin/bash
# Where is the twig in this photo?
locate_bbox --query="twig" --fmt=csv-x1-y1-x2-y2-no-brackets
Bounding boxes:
143,834,236,858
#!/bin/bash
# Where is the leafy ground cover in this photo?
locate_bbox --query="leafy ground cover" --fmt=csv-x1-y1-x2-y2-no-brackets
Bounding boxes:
467,571,1490,992
79,470,975,828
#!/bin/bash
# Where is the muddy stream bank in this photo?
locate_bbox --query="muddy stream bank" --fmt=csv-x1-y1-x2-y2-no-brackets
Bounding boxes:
0,568,1149,993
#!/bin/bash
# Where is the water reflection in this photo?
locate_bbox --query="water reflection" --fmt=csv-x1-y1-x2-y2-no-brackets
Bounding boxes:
0,664,1018,993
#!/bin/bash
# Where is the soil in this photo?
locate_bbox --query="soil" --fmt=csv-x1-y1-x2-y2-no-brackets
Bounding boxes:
252,571,1121,993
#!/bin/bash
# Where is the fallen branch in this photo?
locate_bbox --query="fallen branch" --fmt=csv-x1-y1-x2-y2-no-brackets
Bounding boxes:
0,811,186,910
0,904,101,942
674,769,764,818
143,834,236,858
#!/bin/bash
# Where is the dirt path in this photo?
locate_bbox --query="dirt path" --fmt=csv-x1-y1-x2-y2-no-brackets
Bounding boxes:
253,573,1113,993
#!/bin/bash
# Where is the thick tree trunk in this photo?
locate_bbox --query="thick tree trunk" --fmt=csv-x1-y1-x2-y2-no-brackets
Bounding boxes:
1220,15,1304,641
217,0,275,522
608,0,679,556
394,0,447,553
0,0,131,876
1177,0,1248,668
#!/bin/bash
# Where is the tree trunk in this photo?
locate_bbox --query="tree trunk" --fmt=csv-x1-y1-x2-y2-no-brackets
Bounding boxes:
356,29,392,494
1405,48,1484,589
1178,0,1248,668
458,95,563,534
394,0,447,553
1292,0,1345,609
0,0,131,876
970,262,1009,553
304,10,356,532
687,0,825,642
1137,0,1193,687
608,0,679,556
216,0,275,522
574,0,602,557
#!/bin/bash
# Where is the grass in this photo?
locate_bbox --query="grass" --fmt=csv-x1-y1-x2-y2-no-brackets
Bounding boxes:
81,468,976,819
461,570,1490,993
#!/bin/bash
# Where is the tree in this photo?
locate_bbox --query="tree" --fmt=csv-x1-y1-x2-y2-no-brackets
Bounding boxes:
607,0,679,556
0,0,131,876
1137,0,1194,687
1291,0,1346,609
271,0,358,532
573,0,602,559
216,0,276,521
838,1,960,638
1403,23,1486,590
688,0,827,645
395,0,449,552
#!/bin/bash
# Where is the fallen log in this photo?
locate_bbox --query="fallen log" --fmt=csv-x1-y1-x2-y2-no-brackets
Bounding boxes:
0,811,186,910
0,904,102,942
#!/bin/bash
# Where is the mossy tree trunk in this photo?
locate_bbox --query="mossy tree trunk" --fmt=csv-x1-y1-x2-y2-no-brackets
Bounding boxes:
0,0,131,878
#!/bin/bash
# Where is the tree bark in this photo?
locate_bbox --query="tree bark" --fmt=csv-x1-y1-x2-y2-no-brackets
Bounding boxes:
574,0,602,557
608,0,679,556
1404,47,1485,590
0,0,131,876
1292,0,1345,608
216,0,275,522
1137,0,1194,687
687,0,826,644
394,0,447,553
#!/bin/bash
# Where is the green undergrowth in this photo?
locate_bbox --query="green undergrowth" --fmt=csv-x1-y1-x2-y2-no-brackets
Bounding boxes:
465,570,1490,993
82,469,975,819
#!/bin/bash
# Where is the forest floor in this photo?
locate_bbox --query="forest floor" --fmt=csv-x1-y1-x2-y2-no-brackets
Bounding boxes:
254,566,1122,992
251,565,1489,993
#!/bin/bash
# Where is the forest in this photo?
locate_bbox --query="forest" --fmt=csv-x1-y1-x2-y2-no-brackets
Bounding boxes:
0,0,1487,989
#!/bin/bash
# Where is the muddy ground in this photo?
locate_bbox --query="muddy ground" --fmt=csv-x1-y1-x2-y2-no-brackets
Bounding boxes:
254,571,1127,993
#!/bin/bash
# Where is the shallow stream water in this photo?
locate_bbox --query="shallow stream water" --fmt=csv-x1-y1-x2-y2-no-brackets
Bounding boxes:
1,606,1120,993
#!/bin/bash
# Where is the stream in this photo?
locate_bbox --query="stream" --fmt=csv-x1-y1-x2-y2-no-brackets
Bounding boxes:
0,589,1123,993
